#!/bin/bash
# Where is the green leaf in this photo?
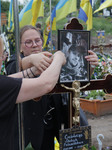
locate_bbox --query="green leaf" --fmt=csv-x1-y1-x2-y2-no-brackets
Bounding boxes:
25,143,34,150
91,145,97,150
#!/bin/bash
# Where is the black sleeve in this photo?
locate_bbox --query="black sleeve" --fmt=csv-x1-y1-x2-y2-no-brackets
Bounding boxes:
5,54,17,75
0,75,22,117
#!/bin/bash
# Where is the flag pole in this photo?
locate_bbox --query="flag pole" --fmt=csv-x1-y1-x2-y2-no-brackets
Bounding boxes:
49,0,52,51
13,0,24,150
42,1,45,36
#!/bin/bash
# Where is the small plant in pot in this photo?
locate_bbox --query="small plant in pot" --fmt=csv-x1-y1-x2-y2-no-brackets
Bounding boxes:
82,90,105,100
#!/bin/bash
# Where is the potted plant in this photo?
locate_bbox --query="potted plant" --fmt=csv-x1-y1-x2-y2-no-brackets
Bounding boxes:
80,53,112,116
80,89,112,116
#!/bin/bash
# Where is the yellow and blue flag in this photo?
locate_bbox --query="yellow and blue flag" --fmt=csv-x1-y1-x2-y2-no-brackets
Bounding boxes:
43,7,56,48
44,0,77,48
51,7,56,30
56,0,77,22
78,0,92,30
19,0,44,28
46,0,77,24
94,0,112,14
8,0,13,30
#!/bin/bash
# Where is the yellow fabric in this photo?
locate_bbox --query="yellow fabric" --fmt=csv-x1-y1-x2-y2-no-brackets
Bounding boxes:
54,137,59,150
46,0,77,24
94,0,112,13
38,0,44,17
56,0,77,22
8,0,13,30
31,0,42,26
79,0,92,30
43,22,50,48
19,0,44,28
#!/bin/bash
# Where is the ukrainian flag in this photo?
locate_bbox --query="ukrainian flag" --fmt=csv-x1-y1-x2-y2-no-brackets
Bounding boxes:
43,7,56,48
46,0,77,24
56,0,77,22
44,0,77,47
19,0,44,28
78,0,92,30
94,0,112,14
51,6,56,30
8,0,13,30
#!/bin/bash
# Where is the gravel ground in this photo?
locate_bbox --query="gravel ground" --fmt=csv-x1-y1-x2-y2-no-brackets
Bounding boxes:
85,111,112,149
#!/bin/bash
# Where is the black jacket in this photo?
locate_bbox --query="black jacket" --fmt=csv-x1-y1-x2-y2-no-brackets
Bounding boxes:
5,54,88,150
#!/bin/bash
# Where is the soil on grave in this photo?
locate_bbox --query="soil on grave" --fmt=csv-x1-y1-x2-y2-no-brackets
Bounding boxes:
85,111,112,149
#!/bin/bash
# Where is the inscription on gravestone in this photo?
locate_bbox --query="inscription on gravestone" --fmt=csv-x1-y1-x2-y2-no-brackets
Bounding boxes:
59,126,91,150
